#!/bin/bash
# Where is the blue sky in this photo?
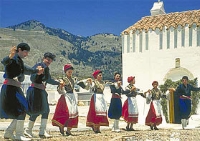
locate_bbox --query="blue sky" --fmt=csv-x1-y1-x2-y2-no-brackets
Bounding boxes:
0,0,199,37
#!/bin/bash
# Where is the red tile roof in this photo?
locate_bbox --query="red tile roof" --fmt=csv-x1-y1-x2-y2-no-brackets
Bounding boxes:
122,9,200,35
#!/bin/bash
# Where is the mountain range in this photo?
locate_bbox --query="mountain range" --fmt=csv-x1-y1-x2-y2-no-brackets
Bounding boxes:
0,20,122,80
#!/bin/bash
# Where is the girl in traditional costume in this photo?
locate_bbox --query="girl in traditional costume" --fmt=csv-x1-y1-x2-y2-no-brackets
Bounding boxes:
144,81,163,130
86,70,109,133
52,64,78,136
122,76,139,131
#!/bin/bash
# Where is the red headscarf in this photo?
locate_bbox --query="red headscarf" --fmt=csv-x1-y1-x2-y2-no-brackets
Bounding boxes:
92,70,102,79
64,64,74,72
127,76,135,83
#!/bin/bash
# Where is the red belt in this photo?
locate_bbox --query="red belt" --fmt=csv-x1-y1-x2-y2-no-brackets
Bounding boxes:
112,93,121,98
180,96,191,100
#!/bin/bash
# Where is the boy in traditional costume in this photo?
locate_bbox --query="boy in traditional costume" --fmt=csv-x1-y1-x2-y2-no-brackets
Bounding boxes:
0,43,44,141
170,76,200,129
24,52,62,138
108,72,130,132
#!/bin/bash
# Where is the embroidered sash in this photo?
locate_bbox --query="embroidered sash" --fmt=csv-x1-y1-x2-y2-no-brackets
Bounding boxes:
31,83,46,90
3,79,21,87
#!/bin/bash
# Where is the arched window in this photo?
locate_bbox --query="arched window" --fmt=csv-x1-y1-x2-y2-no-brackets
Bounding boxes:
139,32,142,52
189,27,193,47
197,26,200,47
181,28,185,47
127,34,130,53
145,32,149,50
174,29,177,48
133,34,136,52
159,31,163,49
167,29,170,49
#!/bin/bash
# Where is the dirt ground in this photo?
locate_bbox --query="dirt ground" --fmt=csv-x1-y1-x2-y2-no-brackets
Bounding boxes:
1,114,200,141
1,127,200,141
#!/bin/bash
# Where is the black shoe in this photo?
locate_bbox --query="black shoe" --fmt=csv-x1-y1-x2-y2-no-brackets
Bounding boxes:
154,126,159,130
150,125,153,130
66,131,72,136
126,126,129,131
93,130,101,134
92,127,94,131
129,128,135,131
59,127,64,135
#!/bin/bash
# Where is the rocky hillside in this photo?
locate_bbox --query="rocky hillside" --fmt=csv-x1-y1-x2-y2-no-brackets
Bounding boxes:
0,20,122,80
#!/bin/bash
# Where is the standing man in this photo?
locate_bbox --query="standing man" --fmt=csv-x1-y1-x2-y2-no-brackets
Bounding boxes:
24,52,63,138
108,72,129,132
171,76,200,129
0,43,44,141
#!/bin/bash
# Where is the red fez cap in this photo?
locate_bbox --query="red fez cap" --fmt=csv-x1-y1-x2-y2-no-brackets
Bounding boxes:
92,70,102,79
127,76,135,83
64,64,74,72
152,81,158,85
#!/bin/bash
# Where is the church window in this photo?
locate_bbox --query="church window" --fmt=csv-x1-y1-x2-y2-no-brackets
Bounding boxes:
127,35,130,53
133,34,136,52
181,28,185,47
174,29,177,48
145,32,149,50
159,32,163,49
189,27,192,47
139,33,142,52
167,30,170,49
197,26,200,46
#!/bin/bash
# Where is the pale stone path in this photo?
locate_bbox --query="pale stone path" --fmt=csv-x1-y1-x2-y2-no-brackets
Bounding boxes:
1,105,200,140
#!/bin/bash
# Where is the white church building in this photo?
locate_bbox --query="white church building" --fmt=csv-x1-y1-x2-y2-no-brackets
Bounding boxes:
121,1,200,91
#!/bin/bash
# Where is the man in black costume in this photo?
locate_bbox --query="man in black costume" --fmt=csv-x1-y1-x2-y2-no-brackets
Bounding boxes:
0,43,44,141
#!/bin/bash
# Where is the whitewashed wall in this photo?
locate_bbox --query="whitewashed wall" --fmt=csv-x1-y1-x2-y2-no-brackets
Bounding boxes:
122,24,200,91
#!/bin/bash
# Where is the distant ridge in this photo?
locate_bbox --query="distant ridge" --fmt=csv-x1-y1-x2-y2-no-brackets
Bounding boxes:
0,20,122,80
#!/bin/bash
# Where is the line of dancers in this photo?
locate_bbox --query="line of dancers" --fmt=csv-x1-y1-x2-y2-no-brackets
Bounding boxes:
1,43,200,141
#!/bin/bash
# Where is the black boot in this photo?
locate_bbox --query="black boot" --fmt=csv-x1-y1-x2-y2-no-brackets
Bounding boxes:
154,125,159,130
150,125,153,130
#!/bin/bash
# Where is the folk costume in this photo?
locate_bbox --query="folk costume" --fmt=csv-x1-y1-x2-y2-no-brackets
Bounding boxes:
122,76,139,131
86,70,109,133
174,76,200,129
52,64,78,136
25,52,60,138
145,81,163,130
108,72,129,132
0,43,40,141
